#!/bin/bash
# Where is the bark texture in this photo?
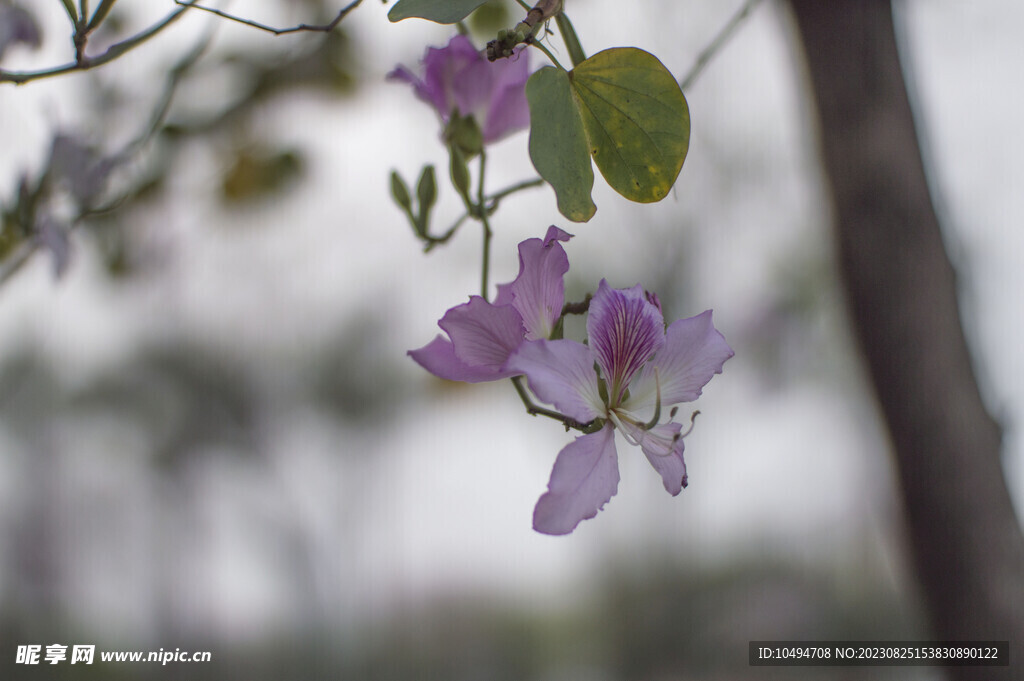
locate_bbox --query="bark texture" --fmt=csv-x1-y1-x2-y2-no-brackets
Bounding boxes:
788,2,1024,677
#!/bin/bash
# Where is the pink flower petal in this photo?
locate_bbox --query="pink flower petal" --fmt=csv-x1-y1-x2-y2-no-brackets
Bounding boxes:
408,335,512,383
481,47,531,143
439,295,525,370
533,425,619,535
586,280,665,403
505,339,604,424
390,35,530,144
631,310,734,407
509,226,572,340
618,420,688,495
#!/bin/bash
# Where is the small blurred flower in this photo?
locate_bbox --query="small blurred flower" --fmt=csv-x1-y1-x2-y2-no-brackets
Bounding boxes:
0,3,41,61
388,34,530,146
409,225,571,382
48,134,117,205
507,280,734,535
33,214,70,279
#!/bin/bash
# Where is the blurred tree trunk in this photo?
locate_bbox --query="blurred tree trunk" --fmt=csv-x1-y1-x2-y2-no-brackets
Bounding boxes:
788,1,1024,677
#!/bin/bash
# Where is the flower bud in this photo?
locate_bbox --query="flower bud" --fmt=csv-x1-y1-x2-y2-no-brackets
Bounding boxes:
390,170,412,212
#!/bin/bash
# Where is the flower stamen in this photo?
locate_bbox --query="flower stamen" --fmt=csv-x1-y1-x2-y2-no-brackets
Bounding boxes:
607,411,641,447
641,367,662,431
681,410,700,438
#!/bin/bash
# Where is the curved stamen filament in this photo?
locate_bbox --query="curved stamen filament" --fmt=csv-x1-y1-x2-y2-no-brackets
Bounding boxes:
641,368,662,431
608,411,641,447
681,410,700,438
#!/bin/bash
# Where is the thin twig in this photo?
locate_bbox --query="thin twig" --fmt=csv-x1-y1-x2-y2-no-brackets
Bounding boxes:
0,1,200,85
485,177,543,209
421,177,542,253
680,0,763,91
487,0,562,62
561,293,591,316
0,241,39,288
0,30,212,288
59,0,79,24
175,0,363,35
423,213,470,252
121,25,216,159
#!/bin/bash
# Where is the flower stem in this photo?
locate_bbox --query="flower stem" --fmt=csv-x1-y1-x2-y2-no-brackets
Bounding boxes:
477,150,492,301
530,39,565,71
512,376,599,432
554,13,586,67
421,178,542,255
486,177,544,208
561,293,591,316
680,0,763,91
422,213,469,252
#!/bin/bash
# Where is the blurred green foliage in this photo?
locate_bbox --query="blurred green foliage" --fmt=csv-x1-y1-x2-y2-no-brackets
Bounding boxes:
0,0,361,283
469,0,512,37
0,554,926,680
221,147,304,203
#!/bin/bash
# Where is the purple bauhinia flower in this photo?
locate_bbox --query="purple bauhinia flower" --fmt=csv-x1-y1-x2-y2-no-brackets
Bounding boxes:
388,34,530,145
409,226,572,382
506,280,734,535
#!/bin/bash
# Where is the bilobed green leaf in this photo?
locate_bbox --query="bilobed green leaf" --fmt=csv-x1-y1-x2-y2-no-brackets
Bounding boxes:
526,67,596,223
388,0,490,24
570,47,689,203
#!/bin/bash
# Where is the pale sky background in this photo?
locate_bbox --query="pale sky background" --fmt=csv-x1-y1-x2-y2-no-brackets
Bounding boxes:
0,0,1021,647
